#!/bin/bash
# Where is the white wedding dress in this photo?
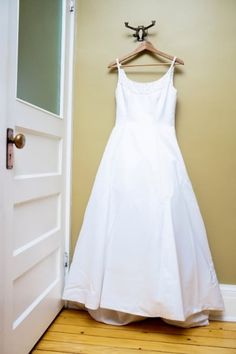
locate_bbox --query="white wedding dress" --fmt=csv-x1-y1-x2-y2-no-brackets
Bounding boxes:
63,57,224,327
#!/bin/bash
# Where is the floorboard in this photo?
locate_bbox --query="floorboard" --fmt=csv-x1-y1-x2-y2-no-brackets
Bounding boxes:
31,309,236,354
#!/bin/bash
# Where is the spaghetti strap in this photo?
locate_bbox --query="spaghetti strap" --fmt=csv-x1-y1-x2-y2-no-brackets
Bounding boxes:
170,56,177,70
116,58,121,71
169,56,177,86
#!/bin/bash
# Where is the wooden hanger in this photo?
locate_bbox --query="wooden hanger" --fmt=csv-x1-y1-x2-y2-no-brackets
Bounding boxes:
108,40,184,69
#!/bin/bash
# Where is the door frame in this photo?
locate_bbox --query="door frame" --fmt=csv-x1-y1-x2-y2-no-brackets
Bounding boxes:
62,0,75,273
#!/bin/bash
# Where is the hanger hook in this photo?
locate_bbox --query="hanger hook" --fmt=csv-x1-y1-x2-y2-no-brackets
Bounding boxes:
124,20,156,41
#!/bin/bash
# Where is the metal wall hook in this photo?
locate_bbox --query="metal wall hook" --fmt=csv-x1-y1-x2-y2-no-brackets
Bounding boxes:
124,20,156,42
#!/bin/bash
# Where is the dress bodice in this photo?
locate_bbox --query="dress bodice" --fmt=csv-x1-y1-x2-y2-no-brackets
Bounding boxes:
115,58,177,126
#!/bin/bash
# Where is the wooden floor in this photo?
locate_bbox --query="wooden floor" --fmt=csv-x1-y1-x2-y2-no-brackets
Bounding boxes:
31,309,236,354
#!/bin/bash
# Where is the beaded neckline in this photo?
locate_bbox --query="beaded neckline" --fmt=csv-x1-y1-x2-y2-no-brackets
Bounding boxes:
118,66,174,94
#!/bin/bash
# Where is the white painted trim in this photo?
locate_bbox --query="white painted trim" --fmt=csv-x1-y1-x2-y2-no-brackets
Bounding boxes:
16,98,63,119
59,0,66,117
210,284,236,322
0,2,10,353
64,0,75,275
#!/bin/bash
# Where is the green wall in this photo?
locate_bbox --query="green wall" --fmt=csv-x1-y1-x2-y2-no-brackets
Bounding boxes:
71,0,236,284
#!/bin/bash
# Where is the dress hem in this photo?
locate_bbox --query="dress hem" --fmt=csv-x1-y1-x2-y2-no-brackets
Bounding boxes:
62,293,224,323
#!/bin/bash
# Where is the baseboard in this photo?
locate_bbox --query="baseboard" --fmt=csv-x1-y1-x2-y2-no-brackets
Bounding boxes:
210,284,236,322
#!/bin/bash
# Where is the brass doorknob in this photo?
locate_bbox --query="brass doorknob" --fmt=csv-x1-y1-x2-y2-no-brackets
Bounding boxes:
9,133,26,149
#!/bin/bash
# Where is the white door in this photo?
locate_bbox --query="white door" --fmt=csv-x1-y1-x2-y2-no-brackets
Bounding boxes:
0,1,74,353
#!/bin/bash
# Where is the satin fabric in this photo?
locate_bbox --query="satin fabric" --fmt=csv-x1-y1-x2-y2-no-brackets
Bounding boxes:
63,58,224,327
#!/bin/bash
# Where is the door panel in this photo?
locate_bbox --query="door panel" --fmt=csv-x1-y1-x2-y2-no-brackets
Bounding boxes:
13,194,60,252
13,249,59,323
14,129,62,176
1,1,74,353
